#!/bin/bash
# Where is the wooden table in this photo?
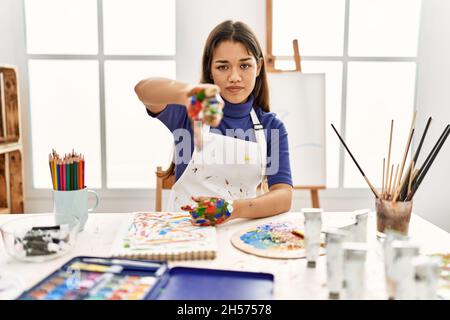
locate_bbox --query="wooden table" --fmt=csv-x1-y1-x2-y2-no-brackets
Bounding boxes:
1,211,449,299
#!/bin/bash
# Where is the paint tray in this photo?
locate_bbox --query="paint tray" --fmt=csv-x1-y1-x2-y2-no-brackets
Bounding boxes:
16,256,274,300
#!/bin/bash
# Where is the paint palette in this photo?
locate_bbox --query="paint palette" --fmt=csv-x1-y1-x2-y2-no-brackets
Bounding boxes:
17,256,164,300
231,221,326,259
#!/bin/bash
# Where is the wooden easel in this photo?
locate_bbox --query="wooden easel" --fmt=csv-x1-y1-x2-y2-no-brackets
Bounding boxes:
265,0,325,208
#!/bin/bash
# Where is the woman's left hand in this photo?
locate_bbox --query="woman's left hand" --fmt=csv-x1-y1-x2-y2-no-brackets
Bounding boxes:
181,196,233,226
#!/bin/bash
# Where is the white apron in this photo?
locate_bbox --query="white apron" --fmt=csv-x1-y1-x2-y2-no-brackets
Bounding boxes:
165,108,267,212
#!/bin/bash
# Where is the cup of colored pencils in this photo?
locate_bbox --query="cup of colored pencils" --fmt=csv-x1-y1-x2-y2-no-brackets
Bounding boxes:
48,149,99,231
331,114,450,238
49,149,85,191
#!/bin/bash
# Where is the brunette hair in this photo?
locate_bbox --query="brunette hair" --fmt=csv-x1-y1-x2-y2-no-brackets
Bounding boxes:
200,20,270,112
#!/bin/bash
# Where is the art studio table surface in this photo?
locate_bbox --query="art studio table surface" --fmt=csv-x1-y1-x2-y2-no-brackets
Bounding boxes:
1,211,449,300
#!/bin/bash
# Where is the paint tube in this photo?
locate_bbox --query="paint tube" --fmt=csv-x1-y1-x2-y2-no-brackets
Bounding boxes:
324,228,348,299
353,209,369,242
390,240,419,300
302,208,323,268
413,255,441,300
383,230,409,299
343,242,367,300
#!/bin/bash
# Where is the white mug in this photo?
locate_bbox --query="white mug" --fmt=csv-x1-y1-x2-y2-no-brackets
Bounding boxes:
53,188,99,231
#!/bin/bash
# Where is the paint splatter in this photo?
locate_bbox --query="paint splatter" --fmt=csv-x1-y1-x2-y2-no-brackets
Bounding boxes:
192,168,198,173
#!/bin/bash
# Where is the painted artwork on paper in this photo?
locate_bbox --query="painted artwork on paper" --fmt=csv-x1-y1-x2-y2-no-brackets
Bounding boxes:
120,212,217,252
231,221,325,259
431,253,450,300
109,212,217,260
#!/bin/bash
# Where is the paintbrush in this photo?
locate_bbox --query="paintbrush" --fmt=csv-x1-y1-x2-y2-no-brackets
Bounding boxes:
407,124,450,201
81,257,163,269
400,117,433,200
396,112,417,191
409,124,449,193
291,230,304,239
331,124,380,198
385,120,394,199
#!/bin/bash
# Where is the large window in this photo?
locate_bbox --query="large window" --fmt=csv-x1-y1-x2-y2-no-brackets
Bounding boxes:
25,0,175,190
270,0,421,189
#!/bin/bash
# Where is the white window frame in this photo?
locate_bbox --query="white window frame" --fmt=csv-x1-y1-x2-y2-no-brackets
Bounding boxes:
17,0,178,205
268,0,419,192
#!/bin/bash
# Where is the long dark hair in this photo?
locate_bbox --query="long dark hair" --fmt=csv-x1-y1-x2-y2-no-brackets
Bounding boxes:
200,20,270,112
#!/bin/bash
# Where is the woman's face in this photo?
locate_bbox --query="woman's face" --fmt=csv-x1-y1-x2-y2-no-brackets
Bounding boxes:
210,40,261,104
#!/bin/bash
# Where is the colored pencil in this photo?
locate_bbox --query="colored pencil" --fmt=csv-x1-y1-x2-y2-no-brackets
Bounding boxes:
56,161,60,190
53,158,57,190
62,159,66,191
81,157,85,189
67,159,71,191
74,160,78,191
49,155,55,190
71,159,74,190
50,150,86,191
78,158,82,189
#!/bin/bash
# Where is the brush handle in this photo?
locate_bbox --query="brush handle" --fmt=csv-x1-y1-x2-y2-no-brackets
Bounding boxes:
407,125,450,200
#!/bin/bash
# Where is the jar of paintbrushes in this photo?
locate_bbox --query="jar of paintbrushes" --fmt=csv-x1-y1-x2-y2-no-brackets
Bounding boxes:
332,114,449,240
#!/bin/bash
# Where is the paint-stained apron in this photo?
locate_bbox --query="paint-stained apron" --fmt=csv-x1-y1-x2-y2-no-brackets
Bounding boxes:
165,108,267,212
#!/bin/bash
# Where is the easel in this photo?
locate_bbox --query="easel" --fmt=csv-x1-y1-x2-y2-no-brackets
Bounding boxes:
265,0,326,208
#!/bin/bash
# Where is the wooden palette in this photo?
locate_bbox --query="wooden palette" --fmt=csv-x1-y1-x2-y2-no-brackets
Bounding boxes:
231,221,326,259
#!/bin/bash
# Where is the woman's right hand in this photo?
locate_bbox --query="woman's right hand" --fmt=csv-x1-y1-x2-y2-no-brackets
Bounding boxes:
186,84,224,127
186,84,224,150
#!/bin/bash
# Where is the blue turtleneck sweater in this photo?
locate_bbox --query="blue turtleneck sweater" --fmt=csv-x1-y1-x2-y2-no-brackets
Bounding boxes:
146,95,292,188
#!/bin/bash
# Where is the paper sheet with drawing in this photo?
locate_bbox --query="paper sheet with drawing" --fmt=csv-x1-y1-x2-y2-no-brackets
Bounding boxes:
110,212,217,260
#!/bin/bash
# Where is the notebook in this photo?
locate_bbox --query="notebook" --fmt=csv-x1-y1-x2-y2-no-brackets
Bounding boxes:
110,212,217,260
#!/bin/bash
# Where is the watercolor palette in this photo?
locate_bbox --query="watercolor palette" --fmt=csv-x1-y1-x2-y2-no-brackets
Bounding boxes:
231,221,326,259
17,256,163,300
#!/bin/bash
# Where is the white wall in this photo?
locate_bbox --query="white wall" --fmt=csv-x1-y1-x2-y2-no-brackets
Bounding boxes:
414,0,450,231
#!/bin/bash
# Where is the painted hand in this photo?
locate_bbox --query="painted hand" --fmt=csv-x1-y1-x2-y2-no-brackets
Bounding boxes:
180,196,233,226
187,85,224,151
187,85,224,126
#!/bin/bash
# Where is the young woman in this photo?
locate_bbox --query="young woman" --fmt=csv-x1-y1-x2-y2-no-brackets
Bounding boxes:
135,20,292,226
